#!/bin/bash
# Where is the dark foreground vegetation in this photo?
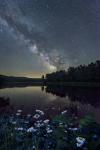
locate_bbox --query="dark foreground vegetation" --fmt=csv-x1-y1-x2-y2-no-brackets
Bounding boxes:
0,109,100,150
45,60,100,83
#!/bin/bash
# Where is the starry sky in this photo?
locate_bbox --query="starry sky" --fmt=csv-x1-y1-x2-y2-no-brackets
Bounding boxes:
0,0,100,77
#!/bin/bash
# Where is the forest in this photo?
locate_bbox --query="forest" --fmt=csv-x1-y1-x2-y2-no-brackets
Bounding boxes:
45,60,100,82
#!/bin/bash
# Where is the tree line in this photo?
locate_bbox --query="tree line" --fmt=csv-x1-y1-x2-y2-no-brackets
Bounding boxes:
45,60,100,82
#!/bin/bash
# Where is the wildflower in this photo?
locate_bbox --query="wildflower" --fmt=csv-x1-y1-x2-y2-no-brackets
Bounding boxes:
34,122,44,128
17,110,22,113
59,122,63,125
61,110,67,115
43,119,50,124
46,128,53,134
69,128,78,131
33,114,40,119
36,120,42,123
59,122,64,127
27,127,37,133
32,145,36,150
36,109,44,115
27,114,31,118
16,113,21,116
11,121,17,125
24,121,29,124
76,137,86,147
15,127,24,131
64,130,68,133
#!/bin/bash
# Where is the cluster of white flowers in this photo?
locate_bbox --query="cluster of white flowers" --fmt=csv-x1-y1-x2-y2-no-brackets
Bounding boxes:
17,110,22,113
27,127,37,133
16,113,21,116
46,127,53,134
76,137,86,147
33,114,40,119
59,122,64,127
33,109,45,120
32,145,36,150
15,127,24,131
16,109,22,116
34,121,44,128
43,119,50,124
36,109,44,116
69,128,78,131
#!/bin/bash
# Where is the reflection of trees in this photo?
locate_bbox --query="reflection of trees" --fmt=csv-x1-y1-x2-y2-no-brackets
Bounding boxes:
0,82,43,89
45,86,100,107
41,86,45,92
45,85,67,97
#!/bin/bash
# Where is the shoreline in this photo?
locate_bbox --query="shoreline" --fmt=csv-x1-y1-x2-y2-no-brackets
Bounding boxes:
45,82,100,87
1,81,100,88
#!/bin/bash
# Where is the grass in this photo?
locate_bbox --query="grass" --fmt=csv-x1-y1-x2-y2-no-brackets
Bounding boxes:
0,112,100,150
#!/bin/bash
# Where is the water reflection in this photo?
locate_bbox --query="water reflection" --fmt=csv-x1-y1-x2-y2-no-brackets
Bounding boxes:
0,82,43,89
45,85,100,107
0,84,100,123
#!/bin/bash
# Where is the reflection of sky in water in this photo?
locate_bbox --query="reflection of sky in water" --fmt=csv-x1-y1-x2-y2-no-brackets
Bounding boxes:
0,87,57,112
0,86,100,123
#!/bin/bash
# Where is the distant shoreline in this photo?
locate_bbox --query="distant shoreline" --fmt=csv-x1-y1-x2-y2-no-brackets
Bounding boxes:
1,81,100,88
1,74,100,88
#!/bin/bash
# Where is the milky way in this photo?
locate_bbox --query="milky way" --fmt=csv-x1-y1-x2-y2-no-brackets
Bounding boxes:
0,0,100,77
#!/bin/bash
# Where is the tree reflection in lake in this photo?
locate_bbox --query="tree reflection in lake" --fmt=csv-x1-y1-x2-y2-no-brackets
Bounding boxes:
0,85,100,123
45,85,100,108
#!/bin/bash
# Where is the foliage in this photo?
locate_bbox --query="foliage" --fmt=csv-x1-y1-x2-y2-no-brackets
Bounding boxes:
45,60,100,82
0,112,100,150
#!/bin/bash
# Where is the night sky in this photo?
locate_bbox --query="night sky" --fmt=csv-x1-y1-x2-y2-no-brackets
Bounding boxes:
0,0,100,77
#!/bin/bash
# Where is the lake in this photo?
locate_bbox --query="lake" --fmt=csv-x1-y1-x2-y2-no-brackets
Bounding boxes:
0,85,100,124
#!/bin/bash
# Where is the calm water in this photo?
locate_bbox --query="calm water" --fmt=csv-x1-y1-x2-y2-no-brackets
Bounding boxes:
0,85,100,123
